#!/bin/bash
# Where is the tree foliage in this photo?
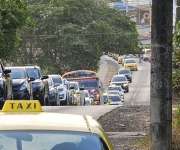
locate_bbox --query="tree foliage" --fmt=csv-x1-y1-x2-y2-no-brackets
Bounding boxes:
0,0,28,59
173,21,180,95
16,0,138,73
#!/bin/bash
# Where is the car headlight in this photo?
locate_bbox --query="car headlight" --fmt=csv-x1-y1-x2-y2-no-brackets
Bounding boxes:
123,83,128,87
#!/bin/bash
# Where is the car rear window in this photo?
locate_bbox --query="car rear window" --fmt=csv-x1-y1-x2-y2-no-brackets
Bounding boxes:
118,70,130,74
125,59,136,63
78,80,98,89
112,76,126,82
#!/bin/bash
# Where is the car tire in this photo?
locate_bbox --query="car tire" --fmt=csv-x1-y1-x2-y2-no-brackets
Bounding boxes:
60,100,67,106
44,96,50,106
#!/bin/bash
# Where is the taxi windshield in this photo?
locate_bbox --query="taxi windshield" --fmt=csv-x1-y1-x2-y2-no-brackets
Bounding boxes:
0,131,103,150
125,59,136,64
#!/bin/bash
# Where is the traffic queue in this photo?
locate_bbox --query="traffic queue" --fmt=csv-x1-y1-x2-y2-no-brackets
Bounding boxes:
102,54,139,105
0,65,104,107
0,53,139,107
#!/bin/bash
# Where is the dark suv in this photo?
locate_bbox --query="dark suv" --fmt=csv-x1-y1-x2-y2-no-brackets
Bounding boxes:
0,64,11,106
7,67,32,100
25,66,48,105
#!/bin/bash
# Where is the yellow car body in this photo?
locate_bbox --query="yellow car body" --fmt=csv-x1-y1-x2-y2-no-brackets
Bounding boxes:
0,100,113,150
124,59,138,71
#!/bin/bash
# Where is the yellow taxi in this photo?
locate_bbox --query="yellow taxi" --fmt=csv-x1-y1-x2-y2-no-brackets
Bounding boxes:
0,100,113,150
124,59,138,71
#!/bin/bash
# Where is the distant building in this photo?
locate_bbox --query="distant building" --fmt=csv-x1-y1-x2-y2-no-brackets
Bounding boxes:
108,1,151,25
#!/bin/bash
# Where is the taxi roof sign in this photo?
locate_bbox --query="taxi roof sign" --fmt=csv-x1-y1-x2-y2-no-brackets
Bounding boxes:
2,100,42,112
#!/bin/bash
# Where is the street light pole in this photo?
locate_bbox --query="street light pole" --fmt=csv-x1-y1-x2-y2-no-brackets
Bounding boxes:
151,0,173,149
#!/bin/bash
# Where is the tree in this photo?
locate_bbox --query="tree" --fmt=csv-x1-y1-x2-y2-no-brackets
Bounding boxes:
0,0,28,59
173,21,180,96
16,0,138,73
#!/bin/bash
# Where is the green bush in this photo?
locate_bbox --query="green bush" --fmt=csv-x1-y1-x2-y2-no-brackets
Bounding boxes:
173,69,180,94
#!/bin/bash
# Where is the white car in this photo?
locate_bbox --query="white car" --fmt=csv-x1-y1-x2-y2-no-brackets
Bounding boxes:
107,90,124,102
108,85,125,101
56,85,68,105
49,74,69,106
84,90,93,105
107,94,123,105
69,81,85,105
110,75,129,93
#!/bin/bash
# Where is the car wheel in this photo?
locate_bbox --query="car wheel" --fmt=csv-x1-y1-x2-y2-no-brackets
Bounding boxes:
66,94,69,105
44,96,50,106
56,100,60,106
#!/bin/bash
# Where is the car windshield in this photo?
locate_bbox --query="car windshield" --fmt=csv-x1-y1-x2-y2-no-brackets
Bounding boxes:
52,76,63,86
26,68,41,79
108,91,119,95
118,70,130,74
112,76,126,82
125,59,136,64
10,68,27,79
108,96,120,102
70,83,79,90
0,131,103,150
78,80,98,89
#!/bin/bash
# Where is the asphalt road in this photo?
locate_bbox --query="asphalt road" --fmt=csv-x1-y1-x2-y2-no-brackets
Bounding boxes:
124,60,150,106
44,56,150,119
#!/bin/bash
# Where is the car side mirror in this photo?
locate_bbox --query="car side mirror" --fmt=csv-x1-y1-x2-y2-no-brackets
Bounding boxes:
41,75,48,80
28,77,35,82
4,69,11,75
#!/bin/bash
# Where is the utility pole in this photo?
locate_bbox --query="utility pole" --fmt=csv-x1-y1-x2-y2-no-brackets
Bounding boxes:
151,0,173,150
